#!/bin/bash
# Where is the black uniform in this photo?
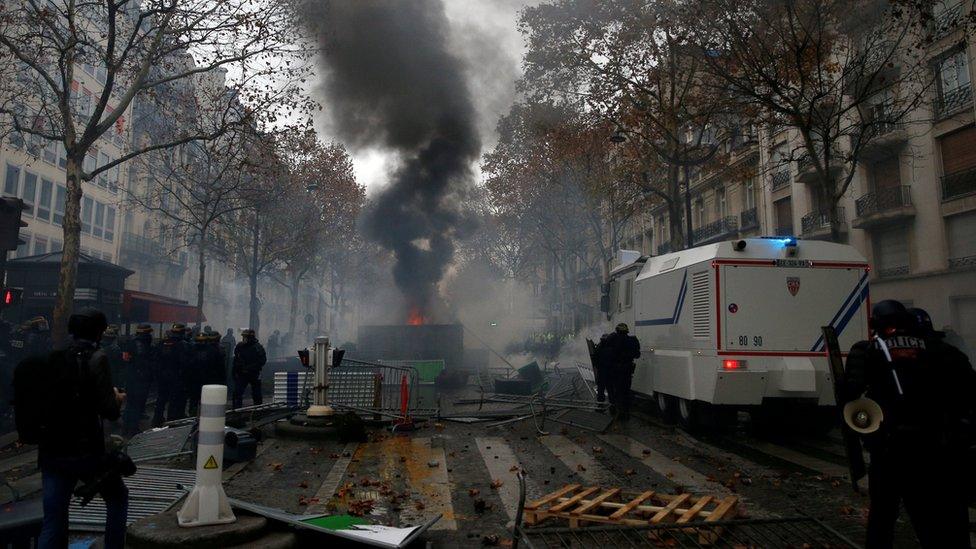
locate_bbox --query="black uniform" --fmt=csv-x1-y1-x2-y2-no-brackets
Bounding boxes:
4,325,50,414
602,330,641,418
232,338,266,409
154,334,189,424
186,340,226,415
845,330,975,548
101,337,125,391
592,333,614,402
123,333,155,436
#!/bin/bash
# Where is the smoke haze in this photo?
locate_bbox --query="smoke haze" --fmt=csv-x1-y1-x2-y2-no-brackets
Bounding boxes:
303,0,481,319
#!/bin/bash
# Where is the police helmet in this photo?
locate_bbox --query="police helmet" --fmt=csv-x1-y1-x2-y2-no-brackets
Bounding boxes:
241,328,256,339
615,323,629,334
170,323,187,334
906,307,937,336
68,308,108,341
135,323,153,336
194,333,209,343
871,300,911,336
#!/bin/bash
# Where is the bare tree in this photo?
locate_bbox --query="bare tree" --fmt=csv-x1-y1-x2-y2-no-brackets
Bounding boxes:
0,0,311,341
691,0,933,241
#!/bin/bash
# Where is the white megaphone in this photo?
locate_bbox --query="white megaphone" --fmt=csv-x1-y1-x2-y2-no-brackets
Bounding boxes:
843,397,884,434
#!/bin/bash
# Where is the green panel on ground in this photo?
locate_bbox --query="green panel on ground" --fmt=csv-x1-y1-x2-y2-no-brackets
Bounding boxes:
300,514,369,530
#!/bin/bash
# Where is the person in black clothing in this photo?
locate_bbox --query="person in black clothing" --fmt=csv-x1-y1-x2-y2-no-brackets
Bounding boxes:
37,308,127,549
232,329,266,409
154,323,189,425
603,323,641,420
102,326,125,390
220,328,236,386
123,324,155,437
844,300,975,549
186,332,226,415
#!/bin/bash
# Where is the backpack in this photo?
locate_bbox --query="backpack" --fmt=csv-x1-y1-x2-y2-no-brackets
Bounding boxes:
13,347,96,445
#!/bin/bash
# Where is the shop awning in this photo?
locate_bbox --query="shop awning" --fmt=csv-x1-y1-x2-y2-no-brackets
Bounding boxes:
122,290,205,324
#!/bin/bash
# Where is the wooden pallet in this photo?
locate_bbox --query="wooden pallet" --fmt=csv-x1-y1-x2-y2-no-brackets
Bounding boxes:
523,484,739,528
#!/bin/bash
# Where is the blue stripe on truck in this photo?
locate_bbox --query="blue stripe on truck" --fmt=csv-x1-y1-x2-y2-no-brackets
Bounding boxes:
635,272,687,327
809,271,869,352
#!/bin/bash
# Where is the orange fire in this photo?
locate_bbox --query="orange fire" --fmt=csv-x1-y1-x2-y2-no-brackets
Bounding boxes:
407,306,427,326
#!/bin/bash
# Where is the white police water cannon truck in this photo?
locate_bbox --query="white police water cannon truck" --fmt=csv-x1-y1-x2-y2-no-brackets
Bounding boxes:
603,237,870,431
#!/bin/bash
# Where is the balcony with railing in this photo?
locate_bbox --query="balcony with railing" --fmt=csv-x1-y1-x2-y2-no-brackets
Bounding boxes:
740,207,759,230
942,166,976,201
120,232,186,269
801,207,847,239
693,216,739,244
771,171,791,191
932,2,963,40
861,117,908,159
853,186,914,229
937,83,973,119
796,152,843,184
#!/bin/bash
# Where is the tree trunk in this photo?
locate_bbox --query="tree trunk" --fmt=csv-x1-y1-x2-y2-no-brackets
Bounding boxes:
195,230,207,329
51,157,84,346
287,270,301,346
248,212,260,333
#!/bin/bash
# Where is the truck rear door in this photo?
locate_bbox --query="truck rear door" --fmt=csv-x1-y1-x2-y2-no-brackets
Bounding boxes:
718,261,869,355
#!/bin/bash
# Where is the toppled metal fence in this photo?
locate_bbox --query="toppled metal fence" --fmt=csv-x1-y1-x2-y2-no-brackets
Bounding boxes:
273,359,436,418
69,467,196,531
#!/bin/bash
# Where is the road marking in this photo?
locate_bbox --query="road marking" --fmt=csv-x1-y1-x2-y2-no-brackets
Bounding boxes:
0,450,37,474
732,439,849,478
306,442,359,515
389,437,457,531
539,435,616,485
599,434,729,494
475,437,535,521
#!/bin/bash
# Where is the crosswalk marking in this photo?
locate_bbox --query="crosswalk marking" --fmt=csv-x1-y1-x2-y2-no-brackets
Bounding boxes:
474,437,535,522
734,439,849,478
306,442,359,515
599,434,729,494
539,435,616,485
393,437,457,531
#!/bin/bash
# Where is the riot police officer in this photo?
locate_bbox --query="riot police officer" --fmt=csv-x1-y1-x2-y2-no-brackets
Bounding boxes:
101,326,125,391
186,332,226,415
844,300,975,548
154,323,189,424
602,323,641,420
123,324,156,437
232,329,266,409
220,328,236,385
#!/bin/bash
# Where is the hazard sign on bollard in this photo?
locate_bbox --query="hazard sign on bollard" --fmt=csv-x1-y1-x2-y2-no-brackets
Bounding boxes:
178,384,236,527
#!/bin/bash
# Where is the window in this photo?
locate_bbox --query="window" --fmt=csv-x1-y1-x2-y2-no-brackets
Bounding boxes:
58,143,67,169
940,125,976,176
947,211,976,267
104,206,115,242
4,164,20,196
774,197,793,234
695,198,705,227
14,232,30,258
939,49,971,107
624,278,633,309
744,179,756,210
81,196,93,234
84,150,96,174
108,162,119,193
874,226,910,276
42,141,57,165
36,178,53,221
717,188,727,218
21,172,37,215
53,185,66,225
872,157,901,189
51,239,62,252
33,236,47,255
93,202,104,238
97,153,108,187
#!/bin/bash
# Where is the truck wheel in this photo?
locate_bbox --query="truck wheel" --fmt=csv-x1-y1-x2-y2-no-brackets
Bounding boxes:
655,392,676,423
677,398,702,431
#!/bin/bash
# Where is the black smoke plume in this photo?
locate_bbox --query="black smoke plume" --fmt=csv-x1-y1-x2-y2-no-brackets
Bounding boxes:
303,0,480,320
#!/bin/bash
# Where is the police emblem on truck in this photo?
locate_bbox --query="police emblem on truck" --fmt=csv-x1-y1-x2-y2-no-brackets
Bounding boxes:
787,277,800,296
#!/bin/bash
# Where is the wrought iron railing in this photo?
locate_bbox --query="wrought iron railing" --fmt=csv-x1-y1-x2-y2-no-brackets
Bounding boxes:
949,255,976,269
932,2,963,39
938,83,973,118
740,207,759,229
771,171,791,190
942,166,976,201
694,216,739,243
878,265,910,278
656,242,672,255
855,185,912,217
801,207,845,234
774,225,793,236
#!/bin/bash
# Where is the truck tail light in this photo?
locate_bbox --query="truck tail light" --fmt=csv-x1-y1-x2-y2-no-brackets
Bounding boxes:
723,359,745,370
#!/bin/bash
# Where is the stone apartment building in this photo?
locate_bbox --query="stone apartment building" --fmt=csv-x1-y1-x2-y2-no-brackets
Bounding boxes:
617,1,976,350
